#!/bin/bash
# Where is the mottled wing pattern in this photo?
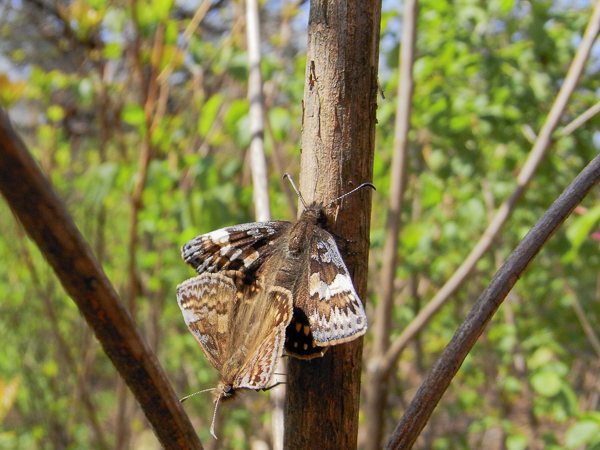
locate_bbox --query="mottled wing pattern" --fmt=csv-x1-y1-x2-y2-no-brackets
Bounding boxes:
300,229,367,346
181,221,291,277
234,286,293,389
176,273,237,369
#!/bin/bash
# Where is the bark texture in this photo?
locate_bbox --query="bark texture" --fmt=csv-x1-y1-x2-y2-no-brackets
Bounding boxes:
283,2,381,449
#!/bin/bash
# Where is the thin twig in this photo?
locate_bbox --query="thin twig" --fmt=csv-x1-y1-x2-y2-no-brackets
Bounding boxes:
386,154,600,450
363,0,418,448
379,0,600,375
559,100,600,137
247,0,271,222
0,108,203,449
245,0,282,446
562,276,600,359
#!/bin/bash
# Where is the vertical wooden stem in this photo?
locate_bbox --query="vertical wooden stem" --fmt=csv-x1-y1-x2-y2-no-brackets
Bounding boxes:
284,2,382,449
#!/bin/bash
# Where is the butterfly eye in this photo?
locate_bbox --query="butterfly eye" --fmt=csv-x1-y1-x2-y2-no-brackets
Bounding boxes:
223,385,234,396
316,209,327,227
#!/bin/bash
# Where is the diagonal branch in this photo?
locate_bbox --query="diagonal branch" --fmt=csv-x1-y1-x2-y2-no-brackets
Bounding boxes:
378,0,600,375
385,153,600,450
0,108,203,450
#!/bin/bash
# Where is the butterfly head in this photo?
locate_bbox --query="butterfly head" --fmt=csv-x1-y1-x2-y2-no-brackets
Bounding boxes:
301,203,328,227
215,381,236,402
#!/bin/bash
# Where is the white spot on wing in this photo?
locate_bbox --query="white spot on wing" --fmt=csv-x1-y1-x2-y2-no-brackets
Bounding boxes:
243,250,259,266
309,273,354,301
181,308,199,326
207,228,230,243
311,236,347,268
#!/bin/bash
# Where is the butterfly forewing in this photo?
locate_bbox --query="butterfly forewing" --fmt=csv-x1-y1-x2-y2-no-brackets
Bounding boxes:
182,221,291,276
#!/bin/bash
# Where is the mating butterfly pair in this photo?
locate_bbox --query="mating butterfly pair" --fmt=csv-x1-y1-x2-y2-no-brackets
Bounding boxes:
176,177,372,435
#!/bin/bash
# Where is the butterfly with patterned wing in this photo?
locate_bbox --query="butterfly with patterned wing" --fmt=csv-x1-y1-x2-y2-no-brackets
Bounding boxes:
176,176,373,436
176,271,292,438
179,176,373,362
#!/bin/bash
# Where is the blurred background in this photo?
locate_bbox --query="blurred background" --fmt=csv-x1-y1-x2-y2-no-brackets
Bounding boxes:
0,0,598,449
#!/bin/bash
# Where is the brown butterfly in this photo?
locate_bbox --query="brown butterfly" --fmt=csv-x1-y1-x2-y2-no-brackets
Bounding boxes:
177,176,373,435
176,273,291,437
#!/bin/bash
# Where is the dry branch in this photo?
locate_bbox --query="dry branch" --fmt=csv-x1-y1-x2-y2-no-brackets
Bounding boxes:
245,0,283,447
247,0,271,222
379,0,600,375
283,1,381,449
363,0,418,448
0,108,203,450
386,153,600,449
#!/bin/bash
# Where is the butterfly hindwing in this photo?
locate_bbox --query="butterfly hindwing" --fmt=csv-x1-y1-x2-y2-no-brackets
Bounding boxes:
176,273,237,369
234,286,293,389
284,307,328,359
177,273,293,392
301,228,367,346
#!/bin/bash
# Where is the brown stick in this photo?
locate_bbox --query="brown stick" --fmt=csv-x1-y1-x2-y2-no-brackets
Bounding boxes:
385,154,600,450
116,14,163,448
283,1,381,449
0,108,203,449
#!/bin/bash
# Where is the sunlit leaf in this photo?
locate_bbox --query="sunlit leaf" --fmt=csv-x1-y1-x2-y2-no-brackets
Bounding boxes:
565,420,600,448
530,371,562,397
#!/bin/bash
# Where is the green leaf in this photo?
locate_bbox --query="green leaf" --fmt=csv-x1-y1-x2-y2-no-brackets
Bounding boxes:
528,347,554,369
506,433,528,450
198,94,224,138
223,99,249,133
152,0,173,22
103,42,123,60
530,371,561,397
47,105,65,122
121,104,146,126
565,420,600,448
566,205,600,250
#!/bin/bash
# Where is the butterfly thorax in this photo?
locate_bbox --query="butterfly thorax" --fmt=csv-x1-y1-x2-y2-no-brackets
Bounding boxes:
288,204,327,254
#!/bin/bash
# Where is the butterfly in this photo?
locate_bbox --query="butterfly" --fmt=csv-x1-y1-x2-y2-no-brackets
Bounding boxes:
176,273,292,437
176,176,372,434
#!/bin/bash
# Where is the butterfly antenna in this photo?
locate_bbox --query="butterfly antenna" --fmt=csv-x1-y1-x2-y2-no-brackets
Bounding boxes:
179,387,215,403
326,182,376,208
209,393,222,439
283,173,308,209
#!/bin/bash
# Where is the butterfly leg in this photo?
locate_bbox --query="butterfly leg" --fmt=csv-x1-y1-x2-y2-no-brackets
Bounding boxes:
261,381,286,391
